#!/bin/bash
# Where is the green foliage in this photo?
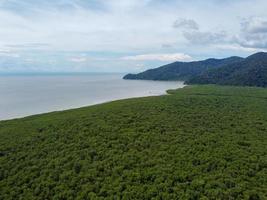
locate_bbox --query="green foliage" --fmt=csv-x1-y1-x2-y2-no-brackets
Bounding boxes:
124,52,267,88
123,57,243,81
0,85,267,199
187,52,267,87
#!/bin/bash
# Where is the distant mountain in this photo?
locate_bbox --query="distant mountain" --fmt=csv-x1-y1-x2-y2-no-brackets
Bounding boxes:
187,52,267,87
123,56,244,81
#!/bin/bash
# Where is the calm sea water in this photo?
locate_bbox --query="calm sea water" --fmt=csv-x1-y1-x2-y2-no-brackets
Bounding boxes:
0,74,184,120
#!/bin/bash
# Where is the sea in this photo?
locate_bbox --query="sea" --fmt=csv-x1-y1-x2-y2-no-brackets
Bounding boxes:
0,73,184,120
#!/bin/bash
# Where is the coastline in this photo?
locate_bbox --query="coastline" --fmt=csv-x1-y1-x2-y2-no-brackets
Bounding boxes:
0,83,185,122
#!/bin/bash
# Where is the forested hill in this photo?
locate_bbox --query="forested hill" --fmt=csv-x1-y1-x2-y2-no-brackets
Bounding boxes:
187,52,267,87
123,56,244,81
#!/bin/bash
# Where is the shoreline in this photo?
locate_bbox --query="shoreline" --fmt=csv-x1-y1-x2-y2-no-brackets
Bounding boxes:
0,84,185,122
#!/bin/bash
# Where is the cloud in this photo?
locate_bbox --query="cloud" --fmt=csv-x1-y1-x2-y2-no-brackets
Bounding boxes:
0,0,267,72
213,44,262,52
5,43,50,50
183,31,227,45
0,49,20,58
173,18,199,30
173,18,227,46
235,17,267,48
121,53,192,62
178,16,267,50
0,0,182,53
70,57,88,63
0,49,10,53
161,44,174,49
241,17,267,33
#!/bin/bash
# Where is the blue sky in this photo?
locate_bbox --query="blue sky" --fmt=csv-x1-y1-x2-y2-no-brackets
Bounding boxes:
0,0,267,73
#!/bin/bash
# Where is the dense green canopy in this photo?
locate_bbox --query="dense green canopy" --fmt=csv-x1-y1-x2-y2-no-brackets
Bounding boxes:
0,85,267,199
188,52,267,87
124,52,267,88
123,57,243,81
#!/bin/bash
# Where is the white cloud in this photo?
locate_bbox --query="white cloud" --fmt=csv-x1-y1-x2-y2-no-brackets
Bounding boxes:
136,63,145,67
241,17,267,34
235,17,267,48
121,53,192,62
183,30,227,45
0,0,180,52
0,49,10,53
173,18,199,30
0,49,20,58
0,0,267,72
70,57,87,63
213,44,262,52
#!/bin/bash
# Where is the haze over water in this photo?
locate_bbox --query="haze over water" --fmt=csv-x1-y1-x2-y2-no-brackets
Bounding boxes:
0,74,184,120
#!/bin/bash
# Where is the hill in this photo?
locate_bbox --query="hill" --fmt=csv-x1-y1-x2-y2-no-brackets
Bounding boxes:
0,85,267,199
123,56,244,81
187,52,267,87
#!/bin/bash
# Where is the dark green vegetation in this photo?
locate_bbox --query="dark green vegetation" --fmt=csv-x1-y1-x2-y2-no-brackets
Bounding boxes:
124,52,267,88
187,52,267,87
123,56,243,81
1,85,267,199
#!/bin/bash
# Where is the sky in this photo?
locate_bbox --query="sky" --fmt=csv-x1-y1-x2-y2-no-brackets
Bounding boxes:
0,0,267,73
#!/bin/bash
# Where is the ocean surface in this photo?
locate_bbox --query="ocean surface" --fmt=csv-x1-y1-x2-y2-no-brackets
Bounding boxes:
0,73,184,120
